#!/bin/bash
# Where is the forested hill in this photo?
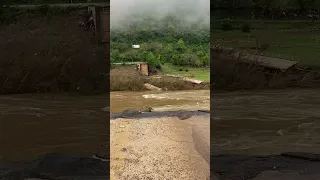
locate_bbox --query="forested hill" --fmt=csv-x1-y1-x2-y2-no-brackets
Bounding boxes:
110,14,210,67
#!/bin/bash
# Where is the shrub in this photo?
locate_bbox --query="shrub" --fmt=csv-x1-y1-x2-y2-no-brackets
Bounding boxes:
221,18,233,30
241,22,251,33
37,5,50,15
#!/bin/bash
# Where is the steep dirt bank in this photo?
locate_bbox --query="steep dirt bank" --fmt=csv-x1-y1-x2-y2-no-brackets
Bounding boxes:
0,7,108,94
211,47,320,90
110,66,209,91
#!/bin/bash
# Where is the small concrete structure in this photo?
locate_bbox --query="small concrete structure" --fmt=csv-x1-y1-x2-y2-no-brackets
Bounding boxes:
137,62,149,76
88,4,109,43
212,47,298,71
237,53,298,71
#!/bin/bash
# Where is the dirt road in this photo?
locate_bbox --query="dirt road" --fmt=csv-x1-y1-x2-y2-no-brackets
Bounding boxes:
110,114,210,179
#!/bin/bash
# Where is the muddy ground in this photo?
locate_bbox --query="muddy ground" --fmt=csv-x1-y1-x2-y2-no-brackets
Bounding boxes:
212,152,320,180
211,47,320,91
110,66,209,91
0,7,108,95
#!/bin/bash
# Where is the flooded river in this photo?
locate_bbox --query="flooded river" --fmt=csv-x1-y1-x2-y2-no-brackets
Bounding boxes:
1,88,320,162
0,94,109,162
0,90,209,162
110,90,210,113
212,89,320,156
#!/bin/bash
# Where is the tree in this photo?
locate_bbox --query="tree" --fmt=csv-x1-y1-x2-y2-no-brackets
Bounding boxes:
146,52,160,67
176,38,186,53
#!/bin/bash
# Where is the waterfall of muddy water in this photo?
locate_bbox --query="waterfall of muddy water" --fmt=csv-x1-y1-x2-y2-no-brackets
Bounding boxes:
110,90,210,113
0,94,109,162
212,89,320,156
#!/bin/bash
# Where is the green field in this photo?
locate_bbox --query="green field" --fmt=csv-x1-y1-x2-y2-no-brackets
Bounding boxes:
211,20,320,65
161,63,210,82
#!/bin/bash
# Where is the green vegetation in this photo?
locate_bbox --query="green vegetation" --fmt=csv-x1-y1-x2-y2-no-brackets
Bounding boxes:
212,0,320,19
161,64,210,82
0,5,82,24
211,20,320,65
211,1,320,66
1,0,107,5
111,15,210,71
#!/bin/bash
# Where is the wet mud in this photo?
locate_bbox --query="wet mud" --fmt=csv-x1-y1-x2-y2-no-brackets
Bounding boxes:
0,153,109,180
212,152,320,180
110,110,210,120
211,48,320,90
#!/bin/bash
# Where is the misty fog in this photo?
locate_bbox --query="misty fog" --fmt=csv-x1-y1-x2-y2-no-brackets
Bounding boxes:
110,0,210,29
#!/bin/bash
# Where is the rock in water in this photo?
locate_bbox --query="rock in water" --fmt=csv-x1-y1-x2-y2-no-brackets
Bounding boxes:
139,106,153,112
120,110,141,118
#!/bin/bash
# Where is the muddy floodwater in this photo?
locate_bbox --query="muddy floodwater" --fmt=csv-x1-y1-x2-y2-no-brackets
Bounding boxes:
110,90,210,113
1,88,319,162
0,90,209,162
0,94,109,162
212,89,320,156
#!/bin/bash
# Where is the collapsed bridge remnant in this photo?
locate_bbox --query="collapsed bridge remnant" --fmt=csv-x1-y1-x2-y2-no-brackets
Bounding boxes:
212,46,298,72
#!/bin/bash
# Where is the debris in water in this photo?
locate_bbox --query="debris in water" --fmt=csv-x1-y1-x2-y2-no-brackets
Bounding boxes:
144,83,162,91
139,106,153,112
277,129,284,136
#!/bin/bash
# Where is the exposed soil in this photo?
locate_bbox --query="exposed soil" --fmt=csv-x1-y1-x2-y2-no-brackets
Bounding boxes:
212,153,320,180
110,66,209,91
211,47,320,90
0,8,108,95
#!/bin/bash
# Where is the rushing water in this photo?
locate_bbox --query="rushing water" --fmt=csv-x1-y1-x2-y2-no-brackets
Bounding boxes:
1,88,320,162
212,89,320,156
0,90,209,162
0,94,109,162
110,90,210,113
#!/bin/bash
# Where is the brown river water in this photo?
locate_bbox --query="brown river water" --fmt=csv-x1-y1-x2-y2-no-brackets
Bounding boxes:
212,89,320,156
0,90,209,162
1,89,320,162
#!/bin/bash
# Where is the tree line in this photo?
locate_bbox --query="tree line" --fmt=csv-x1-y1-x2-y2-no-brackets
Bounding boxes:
211,0,320,19
1,0,107,5
111,15,210,68
212,0,320,10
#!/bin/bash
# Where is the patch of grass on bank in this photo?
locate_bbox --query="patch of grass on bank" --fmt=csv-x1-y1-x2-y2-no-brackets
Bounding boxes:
161,63,210,82
211,20,320,65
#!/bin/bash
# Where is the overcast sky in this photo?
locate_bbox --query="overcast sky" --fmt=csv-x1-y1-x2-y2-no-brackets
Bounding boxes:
110,0,210,29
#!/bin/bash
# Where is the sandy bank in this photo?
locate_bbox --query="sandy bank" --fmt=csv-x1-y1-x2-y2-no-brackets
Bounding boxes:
110,115,210,179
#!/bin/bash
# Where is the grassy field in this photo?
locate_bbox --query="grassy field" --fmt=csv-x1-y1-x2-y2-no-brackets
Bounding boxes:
161,63,210,82
211,20,320,65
